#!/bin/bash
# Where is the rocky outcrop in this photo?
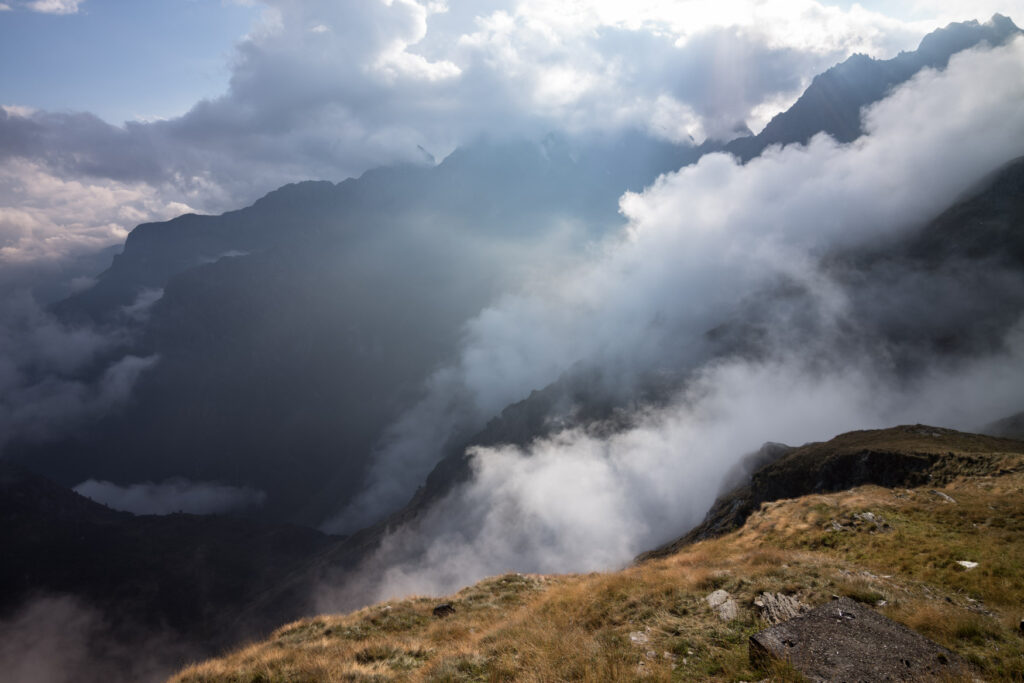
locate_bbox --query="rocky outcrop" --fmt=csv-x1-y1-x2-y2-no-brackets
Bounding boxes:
749,598,967,682
639,425,1024,561
705,590,739,622
754,592,809,625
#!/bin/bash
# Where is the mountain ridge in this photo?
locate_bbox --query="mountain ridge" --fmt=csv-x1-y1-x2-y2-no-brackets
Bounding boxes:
169,424,1024,681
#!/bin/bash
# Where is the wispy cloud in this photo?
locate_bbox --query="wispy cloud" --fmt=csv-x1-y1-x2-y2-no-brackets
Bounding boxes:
26,0,82,14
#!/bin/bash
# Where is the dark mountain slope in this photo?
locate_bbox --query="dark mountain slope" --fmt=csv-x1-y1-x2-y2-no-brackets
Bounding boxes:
0,461,335,652
336,153,1024,564
20,134,704,526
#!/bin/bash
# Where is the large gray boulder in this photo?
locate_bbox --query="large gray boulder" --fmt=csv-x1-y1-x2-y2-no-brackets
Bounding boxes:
749,597,967,681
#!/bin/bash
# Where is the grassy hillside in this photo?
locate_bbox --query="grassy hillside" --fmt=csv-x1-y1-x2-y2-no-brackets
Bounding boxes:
170,426,1024,682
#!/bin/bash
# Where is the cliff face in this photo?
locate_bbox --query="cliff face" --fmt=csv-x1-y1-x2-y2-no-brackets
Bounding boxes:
639,424,1024,560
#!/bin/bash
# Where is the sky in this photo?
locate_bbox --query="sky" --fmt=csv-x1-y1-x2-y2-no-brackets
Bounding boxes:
1,0,1022,286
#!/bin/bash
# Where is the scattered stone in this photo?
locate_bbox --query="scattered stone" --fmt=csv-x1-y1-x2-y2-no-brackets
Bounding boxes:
749,597,967,682
929,490,957,504
706,589,739,622
956,560,979,570
754,592,810,625
629,631,649,645
828,511,890,533
645,650,657,660
432,603,456,618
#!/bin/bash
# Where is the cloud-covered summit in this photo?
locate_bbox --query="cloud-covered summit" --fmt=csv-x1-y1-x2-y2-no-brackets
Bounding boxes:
0,0,951,276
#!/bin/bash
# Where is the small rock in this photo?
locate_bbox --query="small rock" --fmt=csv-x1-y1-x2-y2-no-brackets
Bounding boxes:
854,511,877,523
645,650,657,660
754,592,810,625
432,603,456,618
629,631,649,645
930,490,957,504
706,589,739,621
956,560,979,570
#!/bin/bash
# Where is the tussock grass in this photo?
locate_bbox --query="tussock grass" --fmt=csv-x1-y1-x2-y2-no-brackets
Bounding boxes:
171,440,1024,682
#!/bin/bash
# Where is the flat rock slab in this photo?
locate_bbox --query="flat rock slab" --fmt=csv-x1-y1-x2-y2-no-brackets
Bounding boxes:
749,597,967,682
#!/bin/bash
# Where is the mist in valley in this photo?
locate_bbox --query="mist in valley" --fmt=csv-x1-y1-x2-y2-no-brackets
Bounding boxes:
2,4,1024,681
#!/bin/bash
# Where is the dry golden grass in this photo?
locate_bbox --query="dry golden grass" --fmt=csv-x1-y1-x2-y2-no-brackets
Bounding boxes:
171,451,1024,682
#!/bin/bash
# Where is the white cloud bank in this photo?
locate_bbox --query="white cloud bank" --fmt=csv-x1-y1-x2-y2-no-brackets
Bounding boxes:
328,35,1024,533
318,37,1024,605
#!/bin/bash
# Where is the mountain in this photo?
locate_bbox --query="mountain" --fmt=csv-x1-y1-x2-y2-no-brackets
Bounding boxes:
0,461,335,661
721,14,1022,160
9,15,1018,530
169,425,1024,681
324,152,1024,574
15,134,701,526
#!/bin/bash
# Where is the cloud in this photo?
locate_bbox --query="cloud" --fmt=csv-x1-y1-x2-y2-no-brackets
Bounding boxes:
0,155,195,267
120,288,164,322
73,478,267,515
0,1,939,276
314,37,1024,602
325,320,1024,606
324,36,1024,533
0,595,192,683
25,0,81,14
0,292,158,448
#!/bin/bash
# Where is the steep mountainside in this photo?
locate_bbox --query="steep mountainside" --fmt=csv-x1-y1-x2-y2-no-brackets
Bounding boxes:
170,425,1024,682
328,154,1024,573
0,462,335,653
721,14,1021,160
